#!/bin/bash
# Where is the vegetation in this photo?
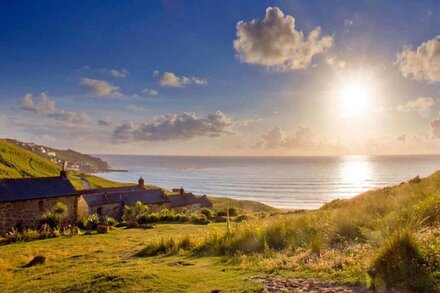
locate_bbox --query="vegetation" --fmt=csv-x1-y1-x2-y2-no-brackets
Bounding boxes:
0,139,128,190
140,173,440,291
7,138,112,172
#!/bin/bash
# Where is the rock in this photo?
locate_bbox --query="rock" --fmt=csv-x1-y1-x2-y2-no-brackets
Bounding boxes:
96,224,110,233
25,255,46,267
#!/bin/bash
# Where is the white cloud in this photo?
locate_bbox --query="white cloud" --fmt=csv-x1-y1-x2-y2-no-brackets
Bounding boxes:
233,7,333,71
109,68,129,78
126,104,149,112
20,92,89,123
80,66,129,78
396,97,437,117
49,111,89,123
155,71,208,88
256,126,317,149
325,57,346,68
21,92,56,114
79,78,121,96
141,88,158,96
396,36,440,83
113,111,232,142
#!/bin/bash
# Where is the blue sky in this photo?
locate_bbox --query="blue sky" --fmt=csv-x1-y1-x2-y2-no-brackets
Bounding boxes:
1,1,440,155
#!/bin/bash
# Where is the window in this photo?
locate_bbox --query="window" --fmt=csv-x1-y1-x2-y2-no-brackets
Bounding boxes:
38,201,44,212
97,207,103,215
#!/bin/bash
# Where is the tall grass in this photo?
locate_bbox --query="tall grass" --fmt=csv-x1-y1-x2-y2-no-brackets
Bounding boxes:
138,173,440,290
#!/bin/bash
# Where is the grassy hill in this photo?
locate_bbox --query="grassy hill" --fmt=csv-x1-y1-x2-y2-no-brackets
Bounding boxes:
0,139,124,190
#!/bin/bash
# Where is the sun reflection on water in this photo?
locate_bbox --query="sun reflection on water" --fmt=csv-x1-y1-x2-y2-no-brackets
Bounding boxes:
338,156,372,198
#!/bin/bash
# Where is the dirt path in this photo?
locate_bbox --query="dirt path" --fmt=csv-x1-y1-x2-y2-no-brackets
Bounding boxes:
250,276,371,293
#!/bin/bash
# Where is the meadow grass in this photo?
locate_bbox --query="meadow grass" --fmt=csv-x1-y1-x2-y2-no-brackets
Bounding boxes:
0,224,263,292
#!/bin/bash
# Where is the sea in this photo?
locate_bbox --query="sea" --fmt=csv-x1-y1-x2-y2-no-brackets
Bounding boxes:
94,155,440,209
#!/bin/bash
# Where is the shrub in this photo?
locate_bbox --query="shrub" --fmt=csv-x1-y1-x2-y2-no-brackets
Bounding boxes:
62,225,81,237
87,214,100,230
5,228,23,243
22,229,40,241
367,230,436,292
200,208,214,219
76,216,89,229
191,214,210,225
40,212,60,229
39,224,53,239
40,202,69,228
105,217,117,227
138,213,159,224
179,215,190,223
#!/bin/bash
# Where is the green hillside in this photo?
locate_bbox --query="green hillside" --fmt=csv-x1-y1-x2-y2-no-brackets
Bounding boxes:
0,139,123,190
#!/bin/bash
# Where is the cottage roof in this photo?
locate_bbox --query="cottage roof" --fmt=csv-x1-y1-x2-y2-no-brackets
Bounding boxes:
82,188,169,207
80,185,142,195
197,195,213,208
168,192,199,208
0,176,78,203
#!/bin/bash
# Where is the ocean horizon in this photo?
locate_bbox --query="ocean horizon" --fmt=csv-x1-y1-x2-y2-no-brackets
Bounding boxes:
94,154,440,209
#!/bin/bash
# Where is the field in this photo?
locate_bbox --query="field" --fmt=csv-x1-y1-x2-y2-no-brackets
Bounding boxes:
0,224,264,292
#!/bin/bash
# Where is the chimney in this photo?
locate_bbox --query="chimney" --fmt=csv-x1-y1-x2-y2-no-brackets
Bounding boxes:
138,177,145,189
60,161,68,178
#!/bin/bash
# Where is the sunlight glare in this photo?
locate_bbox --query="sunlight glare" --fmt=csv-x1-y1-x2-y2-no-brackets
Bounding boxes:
338,81,370,118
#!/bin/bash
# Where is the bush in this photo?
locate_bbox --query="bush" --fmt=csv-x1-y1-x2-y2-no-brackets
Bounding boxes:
87,214,100,230
367,230,436,292
40,212,60,228
22,229,40,241
191,214,210,225
138,213,159,224
105,217,117,227
76,216,89,229
4,228,23,243
40,202,69,228
179,215,190,223
200,208,214,219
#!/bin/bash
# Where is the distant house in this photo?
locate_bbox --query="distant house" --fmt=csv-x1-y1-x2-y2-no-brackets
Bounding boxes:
0,171,87,235
197,195,213,209
80,178,169,220
167,188,202,212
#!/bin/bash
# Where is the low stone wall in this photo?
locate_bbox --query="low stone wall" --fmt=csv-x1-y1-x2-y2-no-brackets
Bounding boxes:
0,195,78,235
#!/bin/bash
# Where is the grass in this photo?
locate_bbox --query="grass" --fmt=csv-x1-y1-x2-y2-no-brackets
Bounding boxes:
0,224,263,292
0,139,127,190
208,196,279,213
139,172,440,291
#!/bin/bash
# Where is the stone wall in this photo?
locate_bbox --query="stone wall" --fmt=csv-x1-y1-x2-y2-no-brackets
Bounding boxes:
0,195,78,235
89,203,123,220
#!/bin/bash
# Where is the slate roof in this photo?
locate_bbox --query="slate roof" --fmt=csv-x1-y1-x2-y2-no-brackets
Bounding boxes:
197,195,213,208
168,192,200,208
82,188,169,207
0,176,78,203
80,185,142,195
123,189,169,206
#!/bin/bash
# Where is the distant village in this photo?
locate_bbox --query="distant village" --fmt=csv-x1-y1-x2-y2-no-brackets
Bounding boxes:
7,139,111,173
0,167,212,235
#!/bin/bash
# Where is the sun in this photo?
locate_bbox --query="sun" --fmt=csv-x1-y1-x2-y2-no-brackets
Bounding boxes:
338,81,370,118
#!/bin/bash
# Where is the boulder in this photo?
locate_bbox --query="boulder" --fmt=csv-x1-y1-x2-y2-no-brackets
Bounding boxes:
25,255,46,267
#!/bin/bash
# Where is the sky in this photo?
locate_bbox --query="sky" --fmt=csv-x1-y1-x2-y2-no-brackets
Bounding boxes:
1,0,440,156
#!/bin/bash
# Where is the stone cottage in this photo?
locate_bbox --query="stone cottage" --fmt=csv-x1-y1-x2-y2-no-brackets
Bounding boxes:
80,178,170,220
0,171,84,235
167,188,202,211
